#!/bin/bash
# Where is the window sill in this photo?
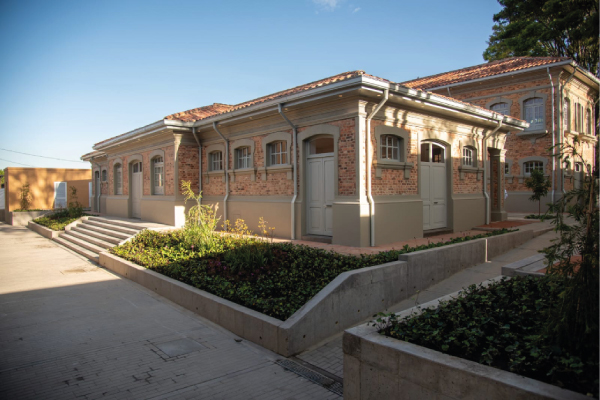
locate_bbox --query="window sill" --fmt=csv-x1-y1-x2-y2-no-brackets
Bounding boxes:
516,129,548,139
206,169,226,183
374,160,414,179
515,173,550,184
230,167,256,182
260,164,293,180
505,174,514,184
458,166,483,180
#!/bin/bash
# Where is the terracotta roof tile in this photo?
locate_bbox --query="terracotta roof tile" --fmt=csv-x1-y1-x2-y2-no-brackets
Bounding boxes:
164,71,365,122
401,57,571,90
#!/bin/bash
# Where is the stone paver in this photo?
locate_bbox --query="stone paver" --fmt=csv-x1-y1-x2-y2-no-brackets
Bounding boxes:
297,222,559,379
0,223,339,399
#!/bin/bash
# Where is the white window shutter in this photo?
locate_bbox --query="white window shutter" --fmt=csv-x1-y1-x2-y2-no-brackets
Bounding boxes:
54,182,67,209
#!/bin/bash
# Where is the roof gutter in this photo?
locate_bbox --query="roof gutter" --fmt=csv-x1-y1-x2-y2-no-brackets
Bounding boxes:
365,89,389,247
212,122,229,225
278,104,298,240
547,67,556,203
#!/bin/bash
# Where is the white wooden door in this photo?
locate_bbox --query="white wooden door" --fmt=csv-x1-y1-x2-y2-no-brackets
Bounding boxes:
421,142,447,230
306,143,334,236
131,162,142,219
54,182,67,209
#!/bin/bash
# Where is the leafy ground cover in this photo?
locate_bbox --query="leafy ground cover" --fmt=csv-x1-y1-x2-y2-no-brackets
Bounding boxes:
33,210,87,231
111,227,515,321
524,214,555,220
377,276,598,397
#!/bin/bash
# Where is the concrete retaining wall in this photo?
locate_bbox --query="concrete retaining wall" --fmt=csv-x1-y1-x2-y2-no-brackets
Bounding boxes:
99,229,536,357
8,210,54,226
28,221,61,239
343,286,586,400
502,253,547,278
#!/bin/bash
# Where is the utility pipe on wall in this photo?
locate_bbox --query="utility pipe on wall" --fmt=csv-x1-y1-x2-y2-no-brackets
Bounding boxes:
278,104,298,240
191,127,202,198
366,89,389,247
213,122,229,224
547,67,556,203
483,119,503,225
560,69,577,195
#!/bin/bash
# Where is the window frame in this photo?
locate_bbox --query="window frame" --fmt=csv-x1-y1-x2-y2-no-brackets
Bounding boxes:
518,92,548,136
152,156,165,195
563,98,571,131
523,97,545,130
101,169,107,182
462,147,474,167
209,151,223,171
490,102,510,116
380,135,402,162
235,147,251,169
231,138,256,182
268,141,287,166
114,162,123,195
374,126,412,179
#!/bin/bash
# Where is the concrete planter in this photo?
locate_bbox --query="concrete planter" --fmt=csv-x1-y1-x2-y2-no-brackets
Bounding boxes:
28,221,61,239
502,253,547,278
99,229,536,357
343,284,587,400
7,210,54,226
27,216,89,239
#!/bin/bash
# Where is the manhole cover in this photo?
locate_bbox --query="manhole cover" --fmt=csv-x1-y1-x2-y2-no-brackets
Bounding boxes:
155,338,206,357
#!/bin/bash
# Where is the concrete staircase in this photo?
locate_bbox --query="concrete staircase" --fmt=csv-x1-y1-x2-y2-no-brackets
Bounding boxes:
54,216,147,262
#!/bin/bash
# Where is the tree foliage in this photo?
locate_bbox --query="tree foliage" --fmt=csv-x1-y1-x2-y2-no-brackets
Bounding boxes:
483,0,599,75
544,137,598,360
525,168,551,215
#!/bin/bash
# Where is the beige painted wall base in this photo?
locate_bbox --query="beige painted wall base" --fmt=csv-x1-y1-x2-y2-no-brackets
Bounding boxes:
491,210,508,222
451,194,485,232
373,196,423,246
506,192,553,214
106,197,129,218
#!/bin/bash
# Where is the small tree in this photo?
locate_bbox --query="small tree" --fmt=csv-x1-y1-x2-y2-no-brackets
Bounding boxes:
67,186,84,218
19,183,31,210
525,168,551,216
181,180,220,250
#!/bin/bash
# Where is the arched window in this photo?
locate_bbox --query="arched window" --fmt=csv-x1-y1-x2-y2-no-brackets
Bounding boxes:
101,169,107,182
462,147,474,167
523,161,544,176
587,109,592,135
490,102,509,115
210,151,223,171
152,156,164,195
524,98,544,130
114,163,122,195
380,135,403,161
268,141,287,166
235,147,251,169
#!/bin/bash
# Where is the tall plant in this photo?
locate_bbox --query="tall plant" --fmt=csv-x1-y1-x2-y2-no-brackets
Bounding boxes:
544,138,599,357
181,180,220,250
19,183,31,210
67,186,84,218
525,168,551,216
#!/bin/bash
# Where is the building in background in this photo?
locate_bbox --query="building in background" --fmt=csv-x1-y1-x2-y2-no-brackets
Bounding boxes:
3,167,91,223
402,57,598,214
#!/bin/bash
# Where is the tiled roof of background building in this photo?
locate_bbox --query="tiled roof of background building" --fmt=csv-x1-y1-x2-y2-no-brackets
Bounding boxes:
401,57,571,90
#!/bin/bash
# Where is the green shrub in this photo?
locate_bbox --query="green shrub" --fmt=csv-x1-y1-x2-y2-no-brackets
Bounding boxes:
33,210,83,231
111,228,516,321
377,276,598,397
67,186,84,218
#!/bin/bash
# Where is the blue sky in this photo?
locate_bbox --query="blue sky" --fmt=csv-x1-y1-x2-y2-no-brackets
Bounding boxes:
0,0,502,169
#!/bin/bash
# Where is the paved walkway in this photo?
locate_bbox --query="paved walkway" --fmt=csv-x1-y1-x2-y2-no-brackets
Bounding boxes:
296,219,558,379
0,223,339,399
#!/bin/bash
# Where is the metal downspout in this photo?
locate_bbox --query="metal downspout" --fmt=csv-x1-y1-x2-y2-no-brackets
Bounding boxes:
560,70,577,195
483,119,503,225
366,89,389,247
547,67,556,203
191,127,202,199
278,104,298,240
213,122,229,224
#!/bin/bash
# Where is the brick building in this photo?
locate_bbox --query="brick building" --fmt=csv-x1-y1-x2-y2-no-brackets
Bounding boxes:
402,57,598,213
83,71,527,247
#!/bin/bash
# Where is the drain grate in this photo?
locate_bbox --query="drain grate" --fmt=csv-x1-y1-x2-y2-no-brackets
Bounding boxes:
276,359,343,396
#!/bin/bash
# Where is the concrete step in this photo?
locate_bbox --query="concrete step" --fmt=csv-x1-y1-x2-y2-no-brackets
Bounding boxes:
77,223,131,240
88,216,148,231
84,220,140,236
72,226,124,244
53,237,99,263
59,233,106,254
67,230,115,249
